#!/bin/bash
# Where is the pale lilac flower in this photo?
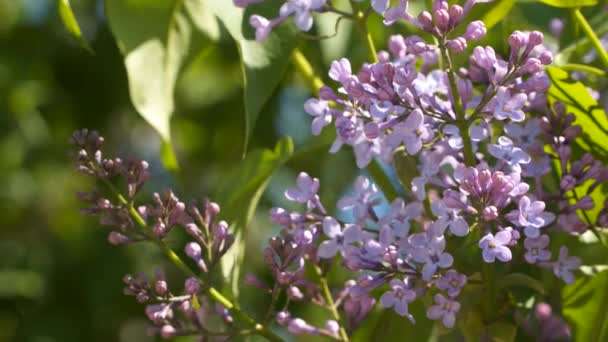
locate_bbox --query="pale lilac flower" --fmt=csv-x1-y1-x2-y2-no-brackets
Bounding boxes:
370,100,405,119
504,119,541,149
426,294,460,328
371,0,390,13
379,199,423,238
285,172,320,204
380,278,416,317
304,99,333,135
383,0,415,26
410,234,454,280
250,15,273,41
488,136,531,173
318,217,365,258
436,270,467,298
493,87,527,121
329,58,352,84
337,176,380,222
553,247,581,285
524,235,551,264
507,196,555,238
385,109,432,155
479,230,512,262
431,200,469,237
280,0,327,32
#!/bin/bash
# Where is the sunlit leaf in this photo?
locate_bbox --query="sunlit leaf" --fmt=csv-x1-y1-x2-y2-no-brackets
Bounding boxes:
536,0,598,8
316,0,353,64
207,2,298,153
216,137,294,299
480,0,515,30
562,270,608,341
57,0,93,53
105,0,190,170
546,66,608,221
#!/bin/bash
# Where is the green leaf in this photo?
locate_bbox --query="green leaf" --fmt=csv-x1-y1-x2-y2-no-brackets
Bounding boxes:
498,273,546,295
486,321,517,342
562,270,608,341
363,302,434,341
546,66,608,222
216,137,294,299
0,270,45,299
480,0,515,30
316,0,353,64
207,2,298,153
57,0,93,53
105,0,193,170
536,0,598,8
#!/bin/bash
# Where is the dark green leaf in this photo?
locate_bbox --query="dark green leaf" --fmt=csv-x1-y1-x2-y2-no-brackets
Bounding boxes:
536,0,598,8
562,270,608,341
207,2,298,153
487,321,517,342
363,301,434,341
498,273,546,295
57,0,93,53
216,137,294,299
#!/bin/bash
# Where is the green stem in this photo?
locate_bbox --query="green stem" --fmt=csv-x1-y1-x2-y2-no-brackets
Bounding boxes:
105,182,283,342
439,42,475,166
291,48,324,94
559,63,607,77
572,8,608,70
481,262,497,320
314,265,350,342
349,0,377,62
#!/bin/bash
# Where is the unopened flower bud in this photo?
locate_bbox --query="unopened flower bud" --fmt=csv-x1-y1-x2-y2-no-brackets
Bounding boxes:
528,31,544,47
325,320,340,337
276,311,291,325
185,277,200,294
108,231,131,245
539,50,553,65
288,318,317,335
288,286,304,300
464,20,486,41
160,325,177,339
447,37,467,53
185,242,202,259
434,9,450,31
418,11,433,31
508,30,527,50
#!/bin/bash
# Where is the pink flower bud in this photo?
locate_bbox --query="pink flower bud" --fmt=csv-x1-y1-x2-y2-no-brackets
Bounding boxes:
108,231,131,245
185,277,200,294
185,242,202,259
160,325,177,339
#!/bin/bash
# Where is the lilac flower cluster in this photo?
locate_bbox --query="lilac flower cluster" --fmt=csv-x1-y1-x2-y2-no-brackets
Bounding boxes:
244,0,608,337
71,129,246,339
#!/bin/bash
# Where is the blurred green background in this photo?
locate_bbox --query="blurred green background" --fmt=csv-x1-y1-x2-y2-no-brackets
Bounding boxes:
1,0,607,341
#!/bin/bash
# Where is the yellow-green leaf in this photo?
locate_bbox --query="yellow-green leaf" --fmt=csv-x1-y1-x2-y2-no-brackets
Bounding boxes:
57,0,93,53
536,0,598,8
